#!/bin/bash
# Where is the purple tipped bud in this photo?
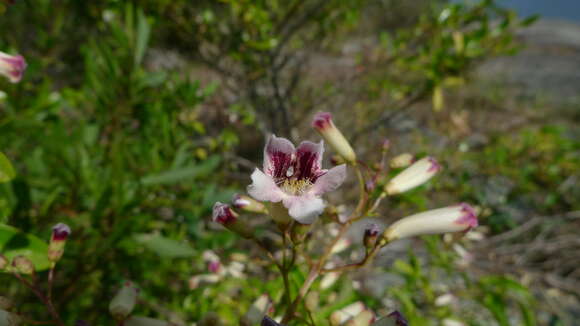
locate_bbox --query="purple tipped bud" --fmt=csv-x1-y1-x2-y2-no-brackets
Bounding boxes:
12,255,34,275
312,112,356,163
232,194,266,214
48,223,71,263
51,223,71,242
363,223,381,248
385,204,478,241
212,202,237,225
0,52,26,83
387,311,408,326
382,139,391,152
212,202,254,238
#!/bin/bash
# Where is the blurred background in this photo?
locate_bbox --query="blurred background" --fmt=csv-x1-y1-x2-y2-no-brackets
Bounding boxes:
0,0,578,325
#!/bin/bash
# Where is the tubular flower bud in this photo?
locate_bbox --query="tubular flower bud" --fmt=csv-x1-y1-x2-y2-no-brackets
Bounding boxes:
385,203,478,241
109,281,139,320
232,194,266,214
389,153,414,169
363,224,380,249
124,316,172,326
346,310,375,326
12,256,34,275
0,309,21,326
0,52,26,83
330,302,365,326
212,202,254,238
48,223,71,263
0,255,7,270
385,157,441,195
371,311,408,326
312,112,356,163
243,294,272,326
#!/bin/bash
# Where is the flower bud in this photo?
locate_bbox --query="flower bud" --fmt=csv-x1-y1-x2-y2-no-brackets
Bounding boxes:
0,52,26,83
242,294,272,326
124,316,172,326
212,202,254,238
109,281,139,320
385,203,478,241
346,310,375,326
232,194,266,214
48,223,71,263
0,255,7,270
312,112,356,163
385,157,440,194
0,309,21,326
12,256,34,275
371,311,408,326
389,153,414,169
330,302,365,326
363,224,380,249
382,139,391,152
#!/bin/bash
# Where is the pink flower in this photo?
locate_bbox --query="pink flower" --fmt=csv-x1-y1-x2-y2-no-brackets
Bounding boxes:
0,51,26,83
248,135,347,224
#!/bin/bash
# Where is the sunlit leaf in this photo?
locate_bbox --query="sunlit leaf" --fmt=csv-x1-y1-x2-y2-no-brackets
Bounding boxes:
0,152,15,183
0,224,50,271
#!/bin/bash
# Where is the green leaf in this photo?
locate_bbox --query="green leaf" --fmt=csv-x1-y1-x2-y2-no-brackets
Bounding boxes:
134,234,195,258
141,156,220,186
0,152,16,183
134,9,151,67
0,224,50,271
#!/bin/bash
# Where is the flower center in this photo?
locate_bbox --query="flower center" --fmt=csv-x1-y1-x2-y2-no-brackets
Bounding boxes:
280,178,313,196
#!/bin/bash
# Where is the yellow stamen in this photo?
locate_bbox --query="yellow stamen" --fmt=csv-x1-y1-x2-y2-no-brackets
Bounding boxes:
280,178,313,196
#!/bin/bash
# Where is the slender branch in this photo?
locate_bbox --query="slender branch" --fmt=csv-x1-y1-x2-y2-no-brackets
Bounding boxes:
12,273,65,326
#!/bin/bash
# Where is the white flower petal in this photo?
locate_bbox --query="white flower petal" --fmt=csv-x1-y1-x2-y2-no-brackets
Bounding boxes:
310,164,347,195
247,169,285,203
263,135,295,178
283,195,325,224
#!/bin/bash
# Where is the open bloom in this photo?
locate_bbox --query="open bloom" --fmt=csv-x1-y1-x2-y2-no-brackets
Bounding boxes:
385,203,478,241
0,52,26,83
248,135,347,224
